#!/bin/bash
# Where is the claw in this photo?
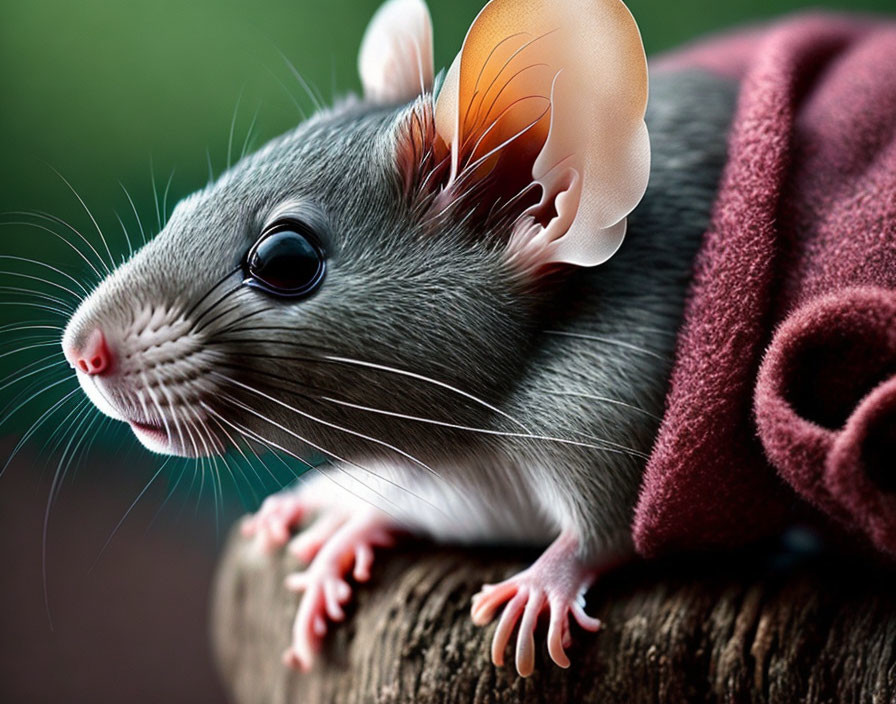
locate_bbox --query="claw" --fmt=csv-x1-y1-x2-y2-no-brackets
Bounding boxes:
471,531,612,676
281,510,397,672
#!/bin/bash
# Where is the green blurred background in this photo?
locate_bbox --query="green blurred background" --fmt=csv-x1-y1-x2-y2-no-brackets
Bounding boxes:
0,0,893,701
3,0,896,434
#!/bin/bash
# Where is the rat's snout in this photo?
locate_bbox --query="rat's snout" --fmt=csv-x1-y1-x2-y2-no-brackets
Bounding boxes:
64,327,114,376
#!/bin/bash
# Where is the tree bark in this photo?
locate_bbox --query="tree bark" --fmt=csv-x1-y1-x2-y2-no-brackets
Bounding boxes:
211,524,896,703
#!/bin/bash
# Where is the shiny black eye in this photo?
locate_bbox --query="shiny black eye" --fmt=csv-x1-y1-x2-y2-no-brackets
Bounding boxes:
244,222,326,298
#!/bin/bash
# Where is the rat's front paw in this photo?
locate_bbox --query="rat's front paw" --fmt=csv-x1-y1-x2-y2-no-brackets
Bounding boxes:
470,532,604,677
282,510,397,671
241,487,324,552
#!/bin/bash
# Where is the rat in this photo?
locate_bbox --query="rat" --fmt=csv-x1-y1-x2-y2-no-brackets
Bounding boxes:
59,0,736,677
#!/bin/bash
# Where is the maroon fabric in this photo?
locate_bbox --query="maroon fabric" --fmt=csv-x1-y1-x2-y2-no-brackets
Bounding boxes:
634,15,896,558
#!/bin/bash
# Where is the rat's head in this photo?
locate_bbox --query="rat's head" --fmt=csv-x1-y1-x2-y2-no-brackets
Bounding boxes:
61,0,649,458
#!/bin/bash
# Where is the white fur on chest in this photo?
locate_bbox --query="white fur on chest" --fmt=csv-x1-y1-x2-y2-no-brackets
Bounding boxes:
306,453,557,547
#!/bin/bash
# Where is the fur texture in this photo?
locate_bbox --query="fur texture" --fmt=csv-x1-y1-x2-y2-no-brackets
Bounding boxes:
63,69,737,560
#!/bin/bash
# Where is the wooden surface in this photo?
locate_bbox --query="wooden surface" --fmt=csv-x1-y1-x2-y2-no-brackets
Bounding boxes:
211,525,896,703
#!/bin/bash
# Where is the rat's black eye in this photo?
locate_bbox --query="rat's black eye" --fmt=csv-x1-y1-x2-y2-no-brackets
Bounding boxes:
244,221,326,298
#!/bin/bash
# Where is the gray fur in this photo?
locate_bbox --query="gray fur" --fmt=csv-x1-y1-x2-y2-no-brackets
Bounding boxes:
63,69,737,560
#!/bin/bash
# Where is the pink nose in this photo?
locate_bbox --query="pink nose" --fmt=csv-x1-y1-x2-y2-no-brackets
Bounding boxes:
67,328,113,375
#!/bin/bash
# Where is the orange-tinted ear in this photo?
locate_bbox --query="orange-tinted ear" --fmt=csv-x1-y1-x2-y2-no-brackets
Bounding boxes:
433,0,649,272
359,0,434,104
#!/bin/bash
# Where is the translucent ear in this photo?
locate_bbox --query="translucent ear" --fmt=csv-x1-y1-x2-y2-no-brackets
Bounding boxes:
359,0,434,104
433,0,650,271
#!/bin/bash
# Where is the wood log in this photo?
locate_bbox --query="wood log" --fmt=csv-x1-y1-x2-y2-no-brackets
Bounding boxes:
211,524,896,703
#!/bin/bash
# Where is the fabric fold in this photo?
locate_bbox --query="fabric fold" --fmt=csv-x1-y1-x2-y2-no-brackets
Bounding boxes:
634,15,896,557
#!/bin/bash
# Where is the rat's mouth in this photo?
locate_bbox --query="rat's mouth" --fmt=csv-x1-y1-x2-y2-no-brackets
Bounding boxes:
127,418,171,452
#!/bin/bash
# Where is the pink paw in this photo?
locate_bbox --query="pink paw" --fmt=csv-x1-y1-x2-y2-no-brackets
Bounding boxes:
282,512,396,671
470,532,603,677
241,489,320,552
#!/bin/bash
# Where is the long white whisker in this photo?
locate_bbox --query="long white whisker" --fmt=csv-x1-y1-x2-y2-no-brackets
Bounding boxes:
227,86,245,170
0,300,72,318
212,372,444,481
207,407,410,523
153,371,188,455
42,404,102,630
278,50,324,112
0,269,83,301
0,285,75,311
550,391,662,421
92,456,174,569
207,415,262,505
0,340,64,361
543,330,664,360
161,169,175,222
0,369,71,414
141,371,175,447
119,182,147,246
1,385,82,479
3,213,108,279
320,355,532,432
46,167,116,272
207,400,446,520
0,254,92,298
318,396,648,459
114,211,134,261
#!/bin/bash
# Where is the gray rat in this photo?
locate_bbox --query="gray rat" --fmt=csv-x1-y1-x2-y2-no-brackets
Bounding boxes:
60,0,736,677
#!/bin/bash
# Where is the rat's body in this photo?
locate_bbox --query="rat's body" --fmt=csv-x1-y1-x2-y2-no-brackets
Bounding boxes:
60,0,736,677
289,69,737,557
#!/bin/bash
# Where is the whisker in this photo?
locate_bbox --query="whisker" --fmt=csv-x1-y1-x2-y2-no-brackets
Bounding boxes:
227,86,245,170
317,395,648,459
0,221,105,282
114,212,134,261
321,355,532,432
119,182,148,246
92,455,174,569
278,50,324,112
206,407,411,523
265,64,308,120
549,391,662,421
36,396,92,469
206,149,215,186
207,414,262,505
183,270,242,327
209,397,446,519
192,290,255,335
153,371,188,454
542,330,664,360
0,322,64,335
0,255,90,297
0,385,82,479
0,268,84,301
240,105,260,161
45,167,115,272
212,372,444,480
0,340,63,361
161,169,175,222
0,358,69,396
146,458,191,530
0,285,75,311
9,209,110,275
0,300,72,318
150,157,162,232
141,372,176,448
42,403,102,629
